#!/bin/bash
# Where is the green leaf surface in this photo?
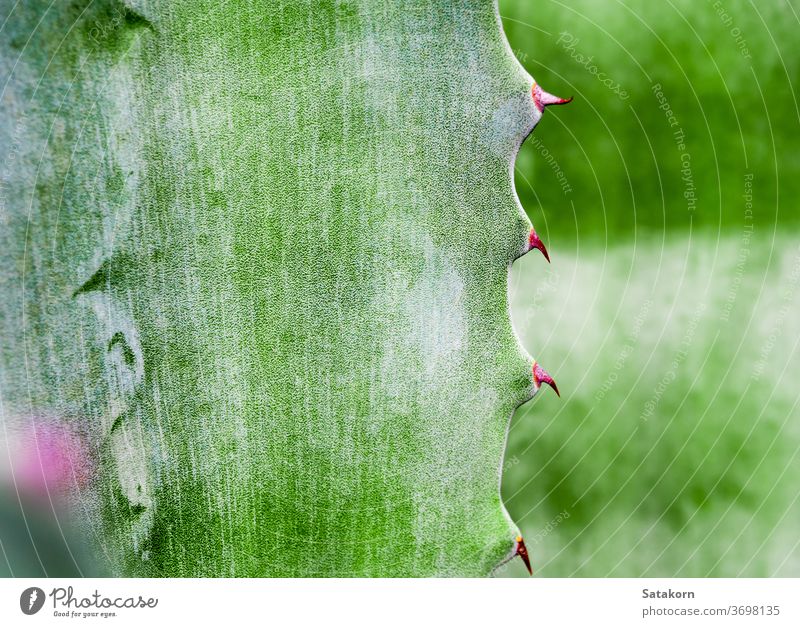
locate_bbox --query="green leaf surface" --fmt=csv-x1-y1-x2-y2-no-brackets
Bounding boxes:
0,0,553,576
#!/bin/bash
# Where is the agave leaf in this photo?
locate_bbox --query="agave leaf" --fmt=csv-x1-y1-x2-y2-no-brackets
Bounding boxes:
0,0,556,576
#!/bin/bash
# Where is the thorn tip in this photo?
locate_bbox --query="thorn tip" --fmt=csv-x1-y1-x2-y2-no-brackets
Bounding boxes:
532,81,573,113
532,361,560,397
515,535,533,575
526,227,550,262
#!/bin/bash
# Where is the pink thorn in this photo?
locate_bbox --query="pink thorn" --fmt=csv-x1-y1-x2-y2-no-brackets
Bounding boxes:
532,361,560,397
526,227,550,262
532,82,573,113
515,535,533,575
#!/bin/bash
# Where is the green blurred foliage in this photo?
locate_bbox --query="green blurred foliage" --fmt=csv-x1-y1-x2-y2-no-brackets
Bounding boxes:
504,235,800,576
501,0,799,241
499,1,799,576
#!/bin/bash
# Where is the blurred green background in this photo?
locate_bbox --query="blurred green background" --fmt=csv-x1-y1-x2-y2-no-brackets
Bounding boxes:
500,0,800,576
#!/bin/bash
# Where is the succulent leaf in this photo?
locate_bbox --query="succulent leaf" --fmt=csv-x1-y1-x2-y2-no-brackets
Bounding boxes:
0,0,564,576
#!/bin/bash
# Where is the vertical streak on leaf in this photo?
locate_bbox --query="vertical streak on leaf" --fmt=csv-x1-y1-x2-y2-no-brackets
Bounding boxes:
0,0,557,576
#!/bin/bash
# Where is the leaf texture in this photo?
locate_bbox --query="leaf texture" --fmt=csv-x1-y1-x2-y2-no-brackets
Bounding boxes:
0,0,548,576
